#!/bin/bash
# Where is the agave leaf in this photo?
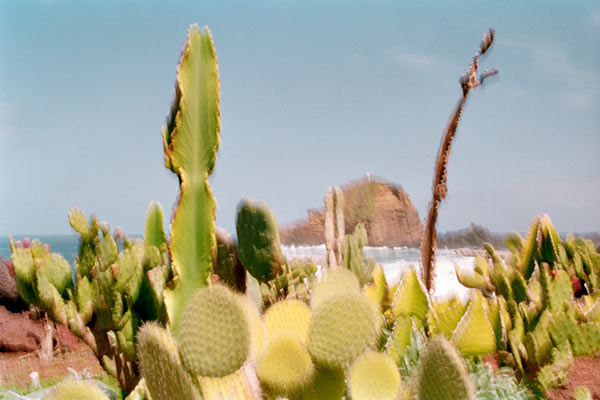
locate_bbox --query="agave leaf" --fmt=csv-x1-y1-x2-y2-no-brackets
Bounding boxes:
520,215,541,279
391,268,429,321
429,297,467,339
162,25,220,338
144,201,167,249
451,290,496,356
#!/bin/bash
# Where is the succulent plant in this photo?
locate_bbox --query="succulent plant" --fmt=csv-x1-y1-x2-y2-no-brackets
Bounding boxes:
179,285,250,377
162,24,220,339
415,337,475,400
263,299,312,343
44,380,110,400
236,197,284,282
347,350,401,400
137,322,201,400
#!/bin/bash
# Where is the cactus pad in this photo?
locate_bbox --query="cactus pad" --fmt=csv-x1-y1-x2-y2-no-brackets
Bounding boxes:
308,293,379,368
385,315,413,362
415,337,474,400
199,363,262,400
45,380,109,400
348,351,401,400
236,197,284,281
299,365,345,400
257,333,314,396
263,299,311,343
311,267,361,310
179,285,250,377
137,322,201,400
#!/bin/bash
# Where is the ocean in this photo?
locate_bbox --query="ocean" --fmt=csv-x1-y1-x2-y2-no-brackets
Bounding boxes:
1,236,475,300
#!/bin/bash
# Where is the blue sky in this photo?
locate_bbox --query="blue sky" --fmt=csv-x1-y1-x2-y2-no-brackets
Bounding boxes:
1,1,599,236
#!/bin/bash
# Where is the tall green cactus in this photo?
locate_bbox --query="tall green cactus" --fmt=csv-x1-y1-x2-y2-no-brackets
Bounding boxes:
162,24,220,338
236,197,284,282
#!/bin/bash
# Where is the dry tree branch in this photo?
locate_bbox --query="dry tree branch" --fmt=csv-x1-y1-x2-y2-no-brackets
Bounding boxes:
420,27,499,293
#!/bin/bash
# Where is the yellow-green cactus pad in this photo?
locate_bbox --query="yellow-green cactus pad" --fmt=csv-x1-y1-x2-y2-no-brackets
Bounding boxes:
428,297,467,339
237,294,266,359
179,285,250,377
308,293,379,368
391,268,429,321
44,380,109,400
137,322,201,400
257,333,314,396
200,363,262,400
311,268,361,310
451,290,496,356
415,337,475,400
348,350,401,400
263,299,311,343
385,315,413,362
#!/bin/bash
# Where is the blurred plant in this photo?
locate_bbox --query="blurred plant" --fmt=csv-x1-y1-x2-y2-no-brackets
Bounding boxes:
421,27,499,292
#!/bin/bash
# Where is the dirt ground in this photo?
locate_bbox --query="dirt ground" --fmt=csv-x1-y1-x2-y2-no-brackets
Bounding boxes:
0,305,104,393
546,353,600,400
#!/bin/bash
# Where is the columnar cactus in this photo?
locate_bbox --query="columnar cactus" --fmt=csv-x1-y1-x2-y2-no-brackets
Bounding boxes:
325,185,344,269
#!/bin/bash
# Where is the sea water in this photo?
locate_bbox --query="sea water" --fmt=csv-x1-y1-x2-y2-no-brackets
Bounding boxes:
0,236,475,300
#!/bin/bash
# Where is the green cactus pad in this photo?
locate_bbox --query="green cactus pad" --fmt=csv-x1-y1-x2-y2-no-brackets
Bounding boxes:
415,337,475,400
69,207,91,240
40,253,72,295
363,265,388,309
511,272,529,303
236,197,284,282
35,267,67,326
455,263,488,291
520,215,541,279
569,322,600,356
44,380,109,400
348,351,401,400
263,299,311,343
257,333,314,396
299,365,345,400
162,24,220,339
548,310,577,346
137,322,202,400
451,290,496,356
144,201,167,249
308,293,379,368
10,245,36,304
311,267,361,310
179,285,250,377
546,269,573,312
390,268,429,321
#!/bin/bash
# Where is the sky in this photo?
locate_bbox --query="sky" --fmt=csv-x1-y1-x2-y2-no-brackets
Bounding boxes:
1,1,599,237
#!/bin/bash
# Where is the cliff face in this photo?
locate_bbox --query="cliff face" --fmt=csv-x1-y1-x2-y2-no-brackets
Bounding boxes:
279,177,424,247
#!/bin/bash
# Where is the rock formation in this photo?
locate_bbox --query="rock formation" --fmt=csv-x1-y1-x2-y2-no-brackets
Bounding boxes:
280,176,423,247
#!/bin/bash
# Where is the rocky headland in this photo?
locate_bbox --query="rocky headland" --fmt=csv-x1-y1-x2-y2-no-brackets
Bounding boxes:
279,176,424,247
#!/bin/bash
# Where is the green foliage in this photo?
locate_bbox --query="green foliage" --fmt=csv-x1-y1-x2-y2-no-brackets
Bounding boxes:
451,290,496,357
162,24,220,339
144,201,167,249
415,337,475,400
179,285,250,377
298,365,345,400
347,351,401,400
466,359,533,400
236,197,284,282
214,227,246,292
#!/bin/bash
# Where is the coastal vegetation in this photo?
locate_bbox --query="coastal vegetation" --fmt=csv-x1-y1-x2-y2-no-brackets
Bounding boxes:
2,24,599,400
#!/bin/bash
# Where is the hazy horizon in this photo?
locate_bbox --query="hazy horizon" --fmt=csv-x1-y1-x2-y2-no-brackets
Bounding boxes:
1,1,599,237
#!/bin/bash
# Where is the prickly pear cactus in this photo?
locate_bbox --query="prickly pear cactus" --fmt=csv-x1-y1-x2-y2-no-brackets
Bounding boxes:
263,299,312,343
311,267,361,310
347,350,401,400
162,24,220,338
391,268,429,321
257,333,314,397
236,197,284,282
179,285,250,377
44,380,110,400
307,292,379,368
137,322,201,400
415,337,475,400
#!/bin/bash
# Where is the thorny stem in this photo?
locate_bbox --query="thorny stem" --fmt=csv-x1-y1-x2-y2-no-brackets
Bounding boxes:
420,27,499,293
